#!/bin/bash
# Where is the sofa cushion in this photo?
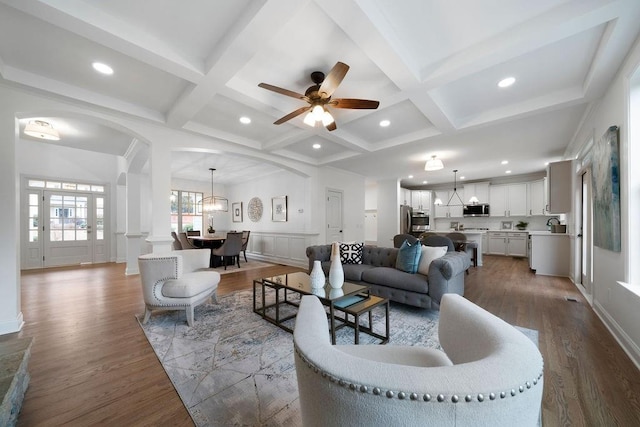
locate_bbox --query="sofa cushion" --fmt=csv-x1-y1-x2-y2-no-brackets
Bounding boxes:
418,245,448,275
395,240,421,273
339,242,363,264
162,271,218,298
361,267,428,294
342,263,375,282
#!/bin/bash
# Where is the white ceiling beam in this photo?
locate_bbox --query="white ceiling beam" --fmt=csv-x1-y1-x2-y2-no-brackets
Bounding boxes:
166,0,308,128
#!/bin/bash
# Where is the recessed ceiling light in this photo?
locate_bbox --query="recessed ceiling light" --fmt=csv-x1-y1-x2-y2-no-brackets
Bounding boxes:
505,170,512,174
501,160,509,165
379,120,390,127
422,181,427,184
312,143,321,149
544,161,549,166
408,175,414,179
92,62,113,75
239,116,251,124
460,176,465,180
498,77,515,88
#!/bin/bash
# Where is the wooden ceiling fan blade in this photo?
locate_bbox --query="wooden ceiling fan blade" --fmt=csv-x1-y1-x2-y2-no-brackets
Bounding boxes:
318,62,349,98
331,98,380,109
326,121,337,131
273,106,310,125
258,83,308,101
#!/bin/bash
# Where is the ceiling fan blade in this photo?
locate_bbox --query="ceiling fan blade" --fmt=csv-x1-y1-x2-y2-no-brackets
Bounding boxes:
318,62,349,98
326,121,337,131
331,98,380,109
273,106,310,125
258,83,308,101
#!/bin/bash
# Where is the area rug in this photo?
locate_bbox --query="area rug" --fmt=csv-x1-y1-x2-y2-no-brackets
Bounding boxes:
211,259,276,275
136,290,537,426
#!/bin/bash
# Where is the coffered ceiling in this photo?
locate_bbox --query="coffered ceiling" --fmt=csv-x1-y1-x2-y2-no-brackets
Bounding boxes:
3,0,639,186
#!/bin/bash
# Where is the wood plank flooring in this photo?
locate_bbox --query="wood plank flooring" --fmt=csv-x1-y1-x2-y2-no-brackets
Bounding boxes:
8,255,640,426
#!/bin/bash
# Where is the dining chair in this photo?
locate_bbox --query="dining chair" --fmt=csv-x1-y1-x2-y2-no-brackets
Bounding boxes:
186,230,201,236
178,232,199,249
171,231,183,250
446,232,477,273
211,232,243,269
241,230,251,262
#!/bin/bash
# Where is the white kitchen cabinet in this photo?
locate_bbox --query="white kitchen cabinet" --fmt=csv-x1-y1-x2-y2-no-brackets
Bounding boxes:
434,190,463,218
528,179,548,216
547,160,573,213
463,182,490,204
530,232,570,276
411,190,431,212
489,183,527,217
487,231,528,256
400,187,411,206
482,232,488,254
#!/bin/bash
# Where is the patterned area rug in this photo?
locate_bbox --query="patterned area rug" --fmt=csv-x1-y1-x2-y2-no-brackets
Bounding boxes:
136,290,537,426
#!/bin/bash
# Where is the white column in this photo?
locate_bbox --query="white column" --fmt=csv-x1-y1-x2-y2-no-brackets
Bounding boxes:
125,172,143,275
376,179,402,247
0,110,23,334
145,139,172,252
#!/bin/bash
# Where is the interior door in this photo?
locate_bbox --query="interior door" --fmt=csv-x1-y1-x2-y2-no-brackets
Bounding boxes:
580,170,593,298
326,189,343,243
43,191,93,267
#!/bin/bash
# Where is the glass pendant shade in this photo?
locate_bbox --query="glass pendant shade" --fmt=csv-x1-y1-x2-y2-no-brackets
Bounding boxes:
200,168,228,212
424,155,444,171
24,120,60,140
303,112,316,127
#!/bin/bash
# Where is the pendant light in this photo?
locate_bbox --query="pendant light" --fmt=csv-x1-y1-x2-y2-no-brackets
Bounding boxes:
434,170,465,206
200,168,228,212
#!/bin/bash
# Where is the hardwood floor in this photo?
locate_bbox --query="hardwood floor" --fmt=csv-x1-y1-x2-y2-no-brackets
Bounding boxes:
8,256,640,426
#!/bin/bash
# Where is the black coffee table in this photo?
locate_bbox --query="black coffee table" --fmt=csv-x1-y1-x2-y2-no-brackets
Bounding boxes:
253,272,388,344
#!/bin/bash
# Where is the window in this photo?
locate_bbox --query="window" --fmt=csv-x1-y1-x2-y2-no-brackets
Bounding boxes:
171,190,203,232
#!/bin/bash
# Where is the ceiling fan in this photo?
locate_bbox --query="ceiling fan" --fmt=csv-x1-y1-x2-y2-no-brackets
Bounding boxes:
258,61,379,131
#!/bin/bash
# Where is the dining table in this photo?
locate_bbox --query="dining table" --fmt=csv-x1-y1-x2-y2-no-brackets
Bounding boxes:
188,236,226,267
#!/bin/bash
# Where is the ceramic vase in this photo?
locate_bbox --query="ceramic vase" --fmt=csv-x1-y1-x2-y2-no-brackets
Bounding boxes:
310,260,325,289
328,242,344,289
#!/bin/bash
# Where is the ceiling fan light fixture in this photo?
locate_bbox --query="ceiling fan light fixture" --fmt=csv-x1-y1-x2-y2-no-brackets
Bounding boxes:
321,110,334,126
311,105,325,121
424,155,444,171
24,120,60,140
303,112,316,127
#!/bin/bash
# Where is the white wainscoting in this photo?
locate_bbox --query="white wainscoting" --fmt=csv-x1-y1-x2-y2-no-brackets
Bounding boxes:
247,232,320,269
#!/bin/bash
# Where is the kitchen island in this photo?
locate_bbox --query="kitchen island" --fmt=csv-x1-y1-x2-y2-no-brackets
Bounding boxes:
529,230,570,276
432,230,484,267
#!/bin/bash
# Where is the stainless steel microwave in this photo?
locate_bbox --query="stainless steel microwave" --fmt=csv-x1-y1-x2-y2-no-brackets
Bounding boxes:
463,204,490,217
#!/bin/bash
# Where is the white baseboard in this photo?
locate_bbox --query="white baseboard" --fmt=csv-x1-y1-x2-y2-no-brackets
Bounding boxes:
0,312,24,335
593,300,640,372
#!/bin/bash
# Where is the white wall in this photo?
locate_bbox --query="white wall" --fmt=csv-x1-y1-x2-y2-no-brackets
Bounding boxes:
566,34,640,368
376,178,401,247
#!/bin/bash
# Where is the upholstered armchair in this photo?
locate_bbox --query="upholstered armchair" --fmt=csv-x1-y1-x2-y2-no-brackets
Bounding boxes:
294,294,543,426
138,249,220,326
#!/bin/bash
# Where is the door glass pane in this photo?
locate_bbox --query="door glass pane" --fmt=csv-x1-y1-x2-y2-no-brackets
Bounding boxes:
95,197,104,241
28,192,39,243
29,180,45,188
46,181,62,189
62,183,77,190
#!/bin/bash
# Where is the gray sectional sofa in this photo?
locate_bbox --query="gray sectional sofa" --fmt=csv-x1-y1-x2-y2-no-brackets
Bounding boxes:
305,236,470,309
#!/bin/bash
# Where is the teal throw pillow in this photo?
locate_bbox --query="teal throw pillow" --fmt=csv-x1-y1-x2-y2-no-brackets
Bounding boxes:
395,240,422,274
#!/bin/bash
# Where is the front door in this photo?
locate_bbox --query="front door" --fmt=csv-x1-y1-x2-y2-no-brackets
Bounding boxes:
44,191,93,267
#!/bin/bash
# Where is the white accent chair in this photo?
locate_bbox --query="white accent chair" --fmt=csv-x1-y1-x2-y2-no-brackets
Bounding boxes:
293,294,543,426
138,249,220,326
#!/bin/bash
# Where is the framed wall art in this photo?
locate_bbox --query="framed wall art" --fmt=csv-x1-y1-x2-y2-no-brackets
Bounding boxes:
272,195,288,222
501,221,513,230
591,125,621,252
232,202,243,222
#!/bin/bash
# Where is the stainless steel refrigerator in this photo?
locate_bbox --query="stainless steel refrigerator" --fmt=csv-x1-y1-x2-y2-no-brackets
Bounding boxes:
400,205,412,234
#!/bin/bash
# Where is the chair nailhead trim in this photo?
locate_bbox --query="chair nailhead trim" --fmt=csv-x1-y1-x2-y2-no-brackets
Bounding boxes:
293,345,544,404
